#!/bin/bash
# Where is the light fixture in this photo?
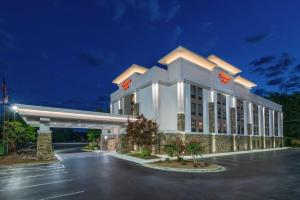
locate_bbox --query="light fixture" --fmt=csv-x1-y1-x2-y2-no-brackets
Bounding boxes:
12,105,18,112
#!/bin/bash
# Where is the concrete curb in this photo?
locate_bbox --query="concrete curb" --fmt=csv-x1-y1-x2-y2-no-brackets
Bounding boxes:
110,147,290,165
142,163,226,173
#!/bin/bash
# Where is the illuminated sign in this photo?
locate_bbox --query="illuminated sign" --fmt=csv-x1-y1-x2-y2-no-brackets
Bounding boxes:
121,79,132,90
218,72,231,84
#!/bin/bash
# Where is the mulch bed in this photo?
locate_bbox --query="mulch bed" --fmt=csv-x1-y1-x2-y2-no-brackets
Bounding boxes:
152,160,218,169
128,153,160,160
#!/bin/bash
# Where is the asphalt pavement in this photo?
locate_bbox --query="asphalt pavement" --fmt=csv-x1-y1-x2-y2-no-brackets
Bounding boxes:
0,148,299,200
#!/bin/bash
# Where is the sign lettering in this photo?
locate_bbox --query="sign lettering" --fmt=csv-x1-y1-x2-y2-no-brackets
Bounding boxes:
122,79,132,90
218,72,231,84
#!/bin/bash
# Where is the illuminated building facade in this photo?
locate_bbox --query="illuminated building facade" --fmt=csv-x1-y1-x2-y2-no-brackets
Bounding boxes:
110,46,284,153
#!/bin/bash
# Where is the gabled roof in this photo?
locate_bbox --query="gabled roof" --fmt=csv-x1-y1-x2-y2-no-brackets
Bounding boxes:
234,76,257,89
207,55,241,75
112,64,148,84
158,46,217,71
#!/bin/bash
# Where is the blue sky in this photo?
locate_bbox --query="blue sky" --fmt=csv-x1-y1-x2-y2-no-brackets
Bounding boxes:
0,0,299,111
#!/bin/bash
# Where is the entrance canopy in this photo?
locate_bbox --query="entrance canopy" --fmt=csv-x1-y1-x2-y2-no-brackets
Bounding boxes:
15,104,136,133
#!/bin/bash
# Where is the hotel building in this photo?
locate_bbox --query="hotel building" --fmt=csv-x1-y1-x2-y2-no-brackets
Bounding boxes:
110,46,284,153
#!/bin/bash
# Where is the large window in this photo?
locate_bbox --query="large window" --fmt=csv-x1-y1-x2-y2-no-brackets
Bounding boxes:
191,85,203,132
217,93,227,134
237,99,244,135
253,104,259,135
265,108,270,136
274,111,279,136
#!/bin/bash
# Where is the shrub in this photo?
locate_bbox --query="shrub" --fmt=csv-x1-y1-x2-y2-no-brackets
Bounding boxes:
165,157,171,163
186,139,204,166
164,144,177,159
291,139,300,147
140,148,151,157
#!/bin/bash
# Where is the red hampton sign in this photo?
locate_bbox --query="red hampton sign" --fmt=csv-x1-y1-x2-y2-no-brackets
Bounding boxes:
121,79,132,90
218,72,231,84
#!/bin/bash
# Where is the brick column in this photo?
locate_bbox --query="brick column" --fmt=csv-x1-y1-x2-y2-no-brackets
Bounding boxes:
177,113,185,131
208,102,215,133
37,130,54,161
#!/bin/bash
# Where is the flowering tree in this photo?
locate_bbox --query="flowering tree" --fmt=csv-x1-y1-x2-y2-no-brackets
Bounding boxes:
126,115,159,150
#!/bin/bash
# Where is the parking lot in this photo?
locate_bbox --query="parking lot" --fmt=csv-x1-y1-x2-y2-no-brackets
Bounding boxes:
0,148,299,200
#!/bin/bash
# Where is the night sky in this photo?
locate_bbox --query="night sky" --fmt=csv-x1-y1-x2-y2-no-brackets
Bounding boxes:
0,0,300,111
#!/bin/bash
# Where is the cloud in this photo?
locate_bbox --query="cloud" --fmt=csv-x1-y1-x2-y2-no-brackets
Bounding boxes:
267,77,284,86
169,25,182,43
245,32,272,44
267,53,295,71
293,64,300,73
265,70,282,77
201,22,214,31
0,30,15,52
96,0,180,23
165,5,181,22
113,0,127,21
254,88,268,96
250,56,276,67
79,51,115,67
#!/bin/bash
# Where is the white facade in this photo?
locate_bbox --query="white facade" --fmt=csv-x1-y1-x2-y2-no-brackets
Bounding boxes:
110,46,283,138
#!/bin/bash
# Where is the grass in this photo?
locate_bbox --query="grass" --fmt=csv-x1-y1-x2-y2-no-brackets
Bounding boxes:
128,152,160,160
151,160,218,169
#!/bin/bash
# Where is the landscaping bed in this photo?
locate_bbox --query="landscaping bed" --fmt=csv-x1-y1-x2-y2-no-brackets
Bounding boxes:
127,152,159,160
151,160,218,169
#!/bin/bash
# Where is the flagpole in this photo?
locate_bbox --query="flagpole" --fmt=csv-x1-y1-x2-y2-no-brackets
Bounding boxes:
1,79,4,159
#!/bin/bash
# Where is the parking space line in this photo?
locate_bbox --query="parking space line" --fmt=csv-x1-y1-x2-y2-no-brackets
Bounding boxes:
0,167,65,175
0,171,69,181
0,179,74,192
38,191,85,200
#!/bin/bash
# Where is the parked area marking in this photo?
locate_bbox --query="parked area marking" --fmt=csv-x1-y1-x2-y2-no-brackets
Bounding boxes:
38,191,85,200
0,171,69,181
0,179,75,192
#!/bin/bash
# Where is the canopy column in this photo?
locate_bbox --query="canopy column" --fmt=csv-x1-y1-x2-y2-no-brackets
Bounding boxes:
36,117,54,161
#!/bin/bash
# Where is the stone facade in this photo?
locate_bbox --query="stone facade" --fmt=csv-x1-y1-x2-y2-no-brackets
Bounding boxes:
177,113,185,131
108,133,284,155
208,102,215,133
215,135,233,153
235,135,249,151
36,132,54,161
230,108,236,134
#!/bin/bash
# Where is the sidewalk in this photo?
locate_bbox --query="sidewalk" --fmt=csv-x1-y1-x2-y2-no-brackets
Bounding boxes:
110,147,290,165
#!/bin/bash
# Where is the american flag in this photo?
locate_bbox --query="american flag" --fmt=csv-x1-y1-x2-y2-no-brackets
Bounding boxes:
0,78,8,104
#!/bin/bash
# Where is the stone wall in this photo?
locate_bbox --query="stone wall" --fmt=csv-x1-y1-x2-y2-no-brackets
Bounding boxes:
235,135,249,151
177,113,185,131
265,137,273,148
37,132,54,161
230,108,236,134
215,135,233,153
185,134,211,154
208,102,215,133
252,136,263,149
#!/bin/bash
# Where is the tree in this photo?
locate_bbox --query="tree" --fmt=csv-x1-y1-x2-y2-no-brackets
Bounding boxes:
126,115,159,151
87,129,101,147
186,139,204,166
4,121,36,152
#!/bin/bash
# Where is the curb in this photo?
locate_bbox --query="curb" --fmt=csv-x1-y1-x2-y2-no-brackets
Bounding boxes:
142,163,226,173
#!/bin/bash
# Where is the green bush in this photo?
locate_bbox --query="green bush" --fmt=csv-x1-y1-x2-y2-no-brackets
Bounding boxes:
140,148,151,157
186,139,203,166
164,144,177,159
291,139,300,147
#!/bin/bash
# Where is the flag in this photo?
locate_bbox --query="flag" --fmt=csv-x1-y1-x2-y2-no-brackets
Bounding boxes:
1,78,8,104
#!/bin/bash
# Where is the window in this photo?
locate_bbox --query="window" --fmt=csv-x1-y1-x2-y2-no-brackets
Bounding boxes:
190,85,203,132
217,93,227,134
191,120,196,132
198,104,203,117
198,88,203,100
237,99,244,135
274,111,278,136
253,104,259,135
265,108,270,136
191,103,196,115
191,85,196,98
